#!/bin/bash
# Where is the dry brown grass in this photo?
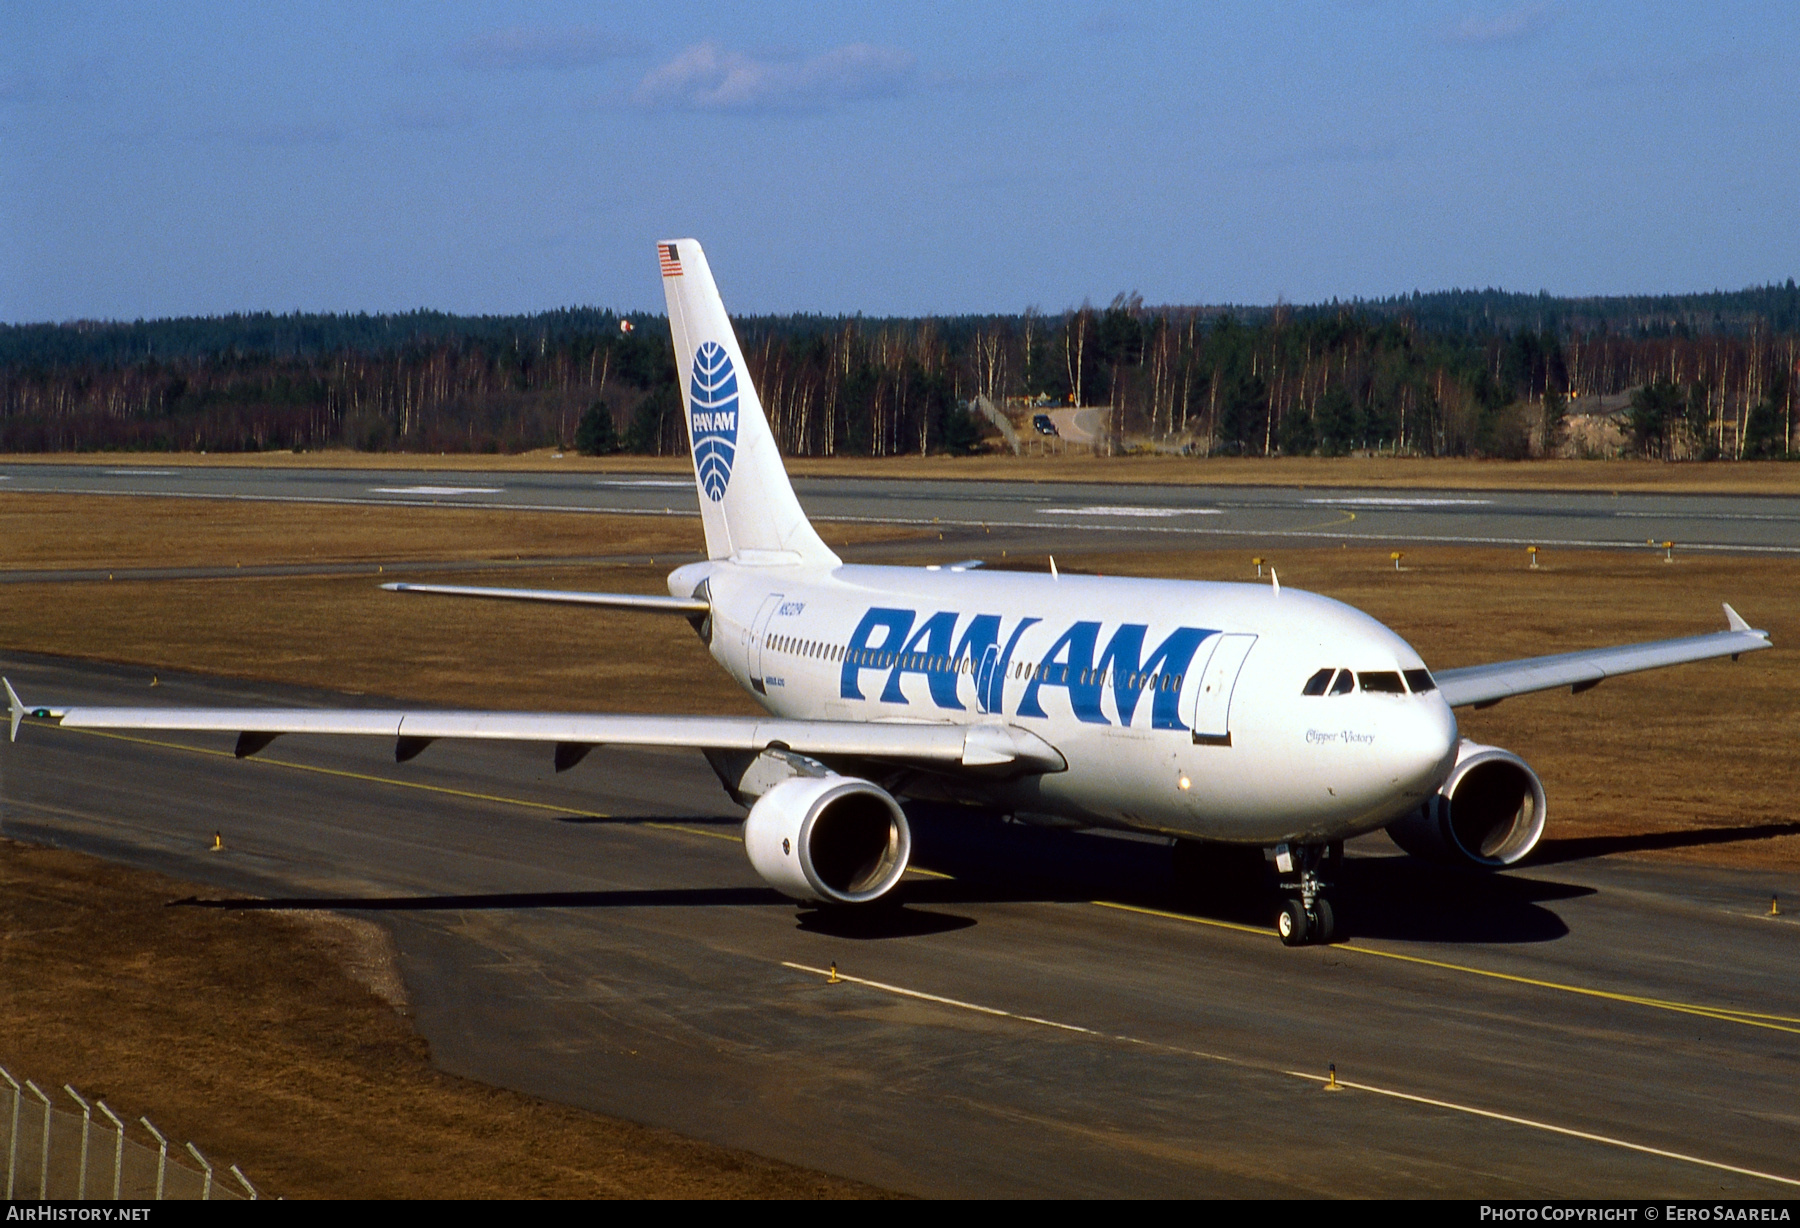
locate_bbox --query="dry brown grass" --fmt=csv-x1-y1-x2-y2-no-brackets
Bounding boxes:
0,565,761,715
0,839,887,1199
3,494,1794,871
0,495,900,716
7,449,1800,494
0,492,905,572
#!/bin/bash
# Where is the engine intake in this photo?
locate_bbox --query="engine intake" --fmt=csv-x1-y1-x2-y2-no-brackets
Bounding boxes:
743,775,912,904
1387,740,1546,868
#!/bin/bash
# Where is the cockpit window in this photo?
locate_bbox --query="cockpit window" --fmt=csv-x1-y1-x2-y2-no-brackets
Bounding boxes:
1328,669,1355,696
1404,668,1436,694
1358,671,1406,694
1302,668,1334,696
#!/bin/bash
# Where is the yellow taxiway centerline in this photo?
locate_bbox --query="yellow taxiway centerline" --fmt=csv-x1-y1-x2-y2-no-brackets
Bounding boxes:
53,724,739,843
40,724,1798,1028
781,959,1799,1189
1090,899,1800,1034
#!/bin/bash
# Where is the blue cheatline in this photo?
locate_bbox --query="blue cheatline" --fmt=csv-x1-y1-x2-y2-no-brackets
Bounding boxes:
689,341,739,501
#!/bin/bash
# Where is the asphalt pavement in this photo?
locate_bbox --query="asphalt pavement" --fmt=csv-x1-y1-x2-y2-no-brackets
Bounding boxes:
4,653,1797,1197
6,462,1800,556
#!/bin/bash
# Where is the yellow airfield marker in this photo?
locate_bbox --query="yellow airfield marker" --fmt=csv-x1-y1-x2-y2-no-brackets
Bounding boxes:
210,831,223,852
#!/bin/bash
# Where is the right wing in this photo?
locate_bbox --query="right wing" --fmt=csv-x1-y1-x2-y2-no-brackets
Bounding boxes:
5,680,1063,773
1433,604,1771,709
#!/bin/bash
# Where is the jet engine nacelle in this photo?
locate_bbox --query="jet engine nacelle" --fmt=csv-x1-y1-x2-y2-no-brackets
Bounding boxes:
1387,740,1547,869
743,775,912,904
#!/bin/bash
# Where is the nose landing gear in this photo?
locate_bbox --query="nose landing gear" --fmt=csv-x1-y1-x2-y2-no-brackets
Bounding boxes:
1273,841,1340,946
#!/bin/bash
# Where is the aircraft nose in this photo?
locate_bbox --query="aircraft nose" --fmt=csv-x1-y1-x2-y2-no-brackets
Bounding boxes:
1402,695,1460,791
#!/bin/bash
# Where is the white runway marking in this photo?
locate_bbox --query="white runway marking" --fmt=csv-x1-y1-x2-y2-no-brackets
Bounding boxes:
1297,1073,1800,1190
1304,496,1491,506
101,469,176,476
594,478,693,488
366,485,504,496
1037,506,1223,517
782,960,1800,1190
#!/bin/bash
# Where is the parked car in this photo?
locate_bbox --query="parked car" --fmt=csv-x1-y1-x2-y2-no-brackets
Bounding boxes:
1032,413,1059,436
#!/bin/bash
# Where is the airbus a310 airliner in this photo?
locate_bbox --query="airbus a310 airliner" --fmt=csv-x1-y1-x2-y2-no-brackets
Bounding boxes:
5,240,1773,944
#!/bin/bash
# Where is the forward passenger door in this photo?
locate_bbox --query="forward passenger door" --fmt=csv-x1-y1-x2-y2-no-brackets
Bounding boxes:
1188,633,1257,746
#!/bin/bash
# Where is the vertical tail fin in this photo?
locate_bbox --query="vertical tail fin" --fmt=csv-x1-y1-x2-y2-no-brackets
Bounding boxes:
658,239,839,567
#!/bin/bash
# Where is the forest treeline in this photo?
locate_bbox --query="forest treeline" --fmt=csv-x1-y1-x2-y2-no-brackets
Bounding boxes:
3,281,1796,459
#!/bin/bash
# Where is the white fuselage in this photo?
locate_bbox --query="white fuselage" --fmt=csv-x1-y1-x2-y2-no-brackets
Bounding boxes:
672,559,1461,846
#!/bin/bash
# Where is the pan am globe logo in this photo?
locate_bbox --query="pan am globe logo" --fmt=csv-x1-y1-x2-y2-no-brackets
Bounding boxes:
689,342,739,501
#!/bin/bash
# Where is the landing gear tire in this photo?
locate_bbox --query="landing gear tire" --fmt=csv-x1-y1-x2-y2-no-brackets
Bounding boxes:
1273,841,1339,946
1310,897,1337,945
1277,899,1310,946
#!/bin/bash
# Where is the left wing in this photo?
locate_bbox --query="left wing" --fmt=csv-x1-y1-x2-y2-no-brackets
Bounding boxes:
1434,604,1770,709
4,680,1064,773
381,583,709,614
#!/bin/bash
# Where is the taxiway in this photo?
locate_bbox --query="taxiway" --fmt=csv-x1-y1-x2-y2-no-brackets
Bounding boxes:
4,653,1796,1197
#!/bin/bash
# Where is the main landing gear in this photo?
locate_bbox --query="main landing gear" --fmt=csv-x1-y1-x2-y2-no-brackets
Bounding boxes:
1273,841,1340,946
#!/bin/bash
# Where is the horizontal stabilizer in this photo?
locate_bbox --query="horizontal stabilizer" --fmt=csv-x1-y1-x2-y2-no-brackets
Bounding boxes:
382,583,708,614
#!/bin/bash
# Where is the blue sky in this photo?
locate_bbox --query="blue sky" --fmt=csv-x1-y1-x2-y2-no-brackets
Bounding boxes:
3,2,1796,321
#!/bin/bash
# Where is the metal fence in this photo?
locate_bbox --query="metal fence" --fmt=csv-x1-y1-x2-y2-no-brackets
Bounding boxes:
0,1068,254,1201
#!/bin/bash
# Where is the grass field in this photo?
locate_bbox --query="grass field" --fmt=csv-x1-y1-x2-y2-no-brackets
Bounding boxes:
6,448,1800,495
2,492,1796,1197
4,493,1795,867
0,840,885,1199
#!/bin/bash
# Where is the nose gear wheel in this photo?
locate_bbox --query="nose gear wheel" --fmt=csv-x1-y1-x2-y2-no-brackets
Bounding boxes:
1275,842,1340,946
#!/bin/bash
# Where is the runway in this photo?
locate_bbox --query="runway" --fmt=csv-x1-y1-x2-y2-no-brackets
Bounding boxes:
6,462,1800,556
5,652,1798,1197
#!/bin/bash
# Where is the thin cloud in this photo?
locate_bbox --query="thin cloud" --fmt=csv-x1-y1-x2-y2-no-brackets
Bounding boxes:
457,26,635,72
1448,4,1555,46
209,120,347,148
634,42,914,112
1584,49,1750,91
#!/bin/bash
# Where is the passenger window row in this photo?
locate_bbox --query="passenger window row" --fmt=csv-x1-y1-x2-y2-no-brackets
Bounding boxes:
1014,663,1182,692
839,648,969,672
766,635,1187,695
770,634,844,662
1302,667,1437,696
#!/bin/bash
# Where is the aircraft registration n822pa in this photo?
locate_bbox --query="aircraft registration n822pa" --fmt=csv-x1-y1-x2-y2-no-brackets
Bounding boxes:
4,240,1773,945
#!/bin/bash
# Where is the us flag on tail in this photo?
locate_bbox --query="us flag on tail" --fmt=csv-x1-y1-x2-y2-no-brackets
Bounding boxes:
659,243,682,277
